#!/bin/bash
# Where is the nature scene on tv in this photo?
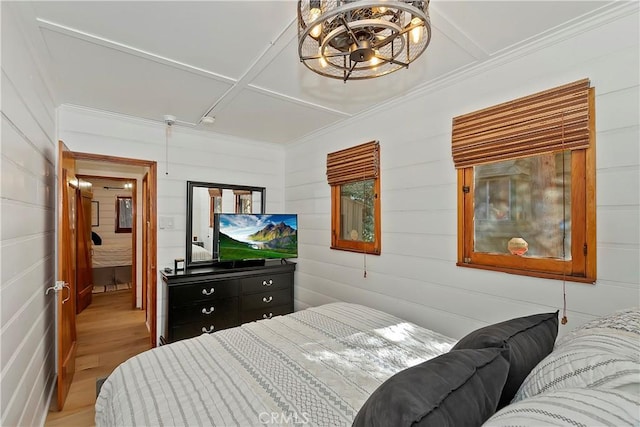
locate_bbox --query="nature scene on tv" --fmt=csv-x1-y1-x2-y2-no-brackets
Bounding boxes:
218,214,298,261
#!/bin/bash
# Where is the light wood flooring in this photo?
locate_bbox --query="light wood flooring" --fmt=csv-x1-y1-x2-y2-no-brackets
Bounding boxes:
44,289,151,426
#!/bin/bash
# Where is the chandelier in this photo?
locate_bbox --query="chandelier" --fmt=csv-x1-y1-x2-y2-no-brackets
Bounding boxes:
297,0,431,82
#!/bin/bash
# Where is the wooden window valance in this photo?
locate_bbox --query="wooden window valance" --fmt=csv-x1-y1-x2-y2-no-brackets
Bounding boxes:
233,190,251,195
208,188,221,197
451,79,592,168
327,141,380,186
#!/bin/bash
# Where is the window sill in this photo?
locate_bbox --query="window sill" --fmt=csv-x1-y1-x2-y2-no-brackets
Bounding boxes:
456,262,595,284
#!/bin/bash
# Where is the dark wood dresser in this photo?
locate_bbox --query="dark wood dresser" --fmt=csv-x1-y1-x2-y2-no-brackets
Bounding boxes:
160,261,295,344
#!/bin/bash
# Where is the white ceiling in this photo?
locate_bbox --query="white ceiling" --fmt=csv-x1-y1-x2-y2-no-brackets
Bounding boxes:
28,0,614,144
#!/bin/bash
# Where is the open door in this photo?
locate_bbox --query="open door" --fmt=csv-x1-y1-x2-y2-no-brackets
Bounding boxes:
56,140,78,410
76,187,93,313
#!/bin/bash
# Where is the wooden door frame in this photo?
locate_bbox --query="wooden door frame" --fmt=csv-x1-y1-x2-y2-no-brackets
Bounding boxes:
70,151,158,347
142,173,149,312
131,179,138,309
145,164,157,346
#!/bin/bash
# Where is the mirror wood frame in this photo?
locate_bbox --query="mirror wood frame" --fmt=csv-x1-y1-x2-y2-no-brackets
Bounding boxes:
185,181,266,269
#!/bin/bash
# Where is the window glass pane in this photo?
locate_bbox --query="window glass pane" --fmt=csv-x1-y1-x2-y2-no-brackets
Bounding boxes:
213,197,222,213
117,196,133,230
209,196,223,228
340,179,375,242
252,192,262,213
474,152,571,259
237,194,252,213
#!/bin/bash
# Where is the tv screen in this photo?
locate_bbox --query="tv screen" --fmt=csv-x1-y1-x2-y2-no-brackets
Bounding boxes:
215,213,298,261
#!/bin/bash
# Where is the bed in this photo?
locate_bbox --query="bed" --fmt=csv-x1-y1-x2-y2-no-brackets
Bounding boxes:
95,303,455,426
95,303,640,427
191,243,213,261
91,243,132,288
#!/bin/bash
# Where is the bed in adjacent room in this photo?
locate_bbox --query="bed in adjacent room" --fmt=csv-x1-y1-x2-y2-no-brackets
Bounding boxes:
190,243,213,261
91,242,132,290
95,303,640,427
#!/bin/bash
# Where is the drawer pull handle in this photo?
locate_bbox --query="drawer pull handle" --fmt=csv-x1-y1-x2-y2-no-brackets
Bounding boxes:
262,296,273,303
201,307,215,315
201,325,215,333
263,312,274,319
262,279,273,287
201,288,215,296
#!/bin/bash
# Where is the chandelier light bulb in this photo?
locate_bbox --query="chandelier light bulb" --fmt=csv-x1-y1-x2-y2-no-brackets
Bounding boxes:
309,7,322,38
319,54,328,68
410,17,423,44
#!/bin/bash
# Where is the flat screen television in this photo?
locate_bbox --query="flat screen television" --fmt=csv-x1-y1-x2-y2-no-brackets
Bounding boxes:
214,213,298,262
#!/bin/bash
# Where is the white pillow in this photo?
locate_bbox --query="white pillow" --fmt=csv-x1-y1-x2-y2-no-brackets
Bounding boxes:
483,388,640,426
512,307,640,403
512,347,639,402
555,307,640,352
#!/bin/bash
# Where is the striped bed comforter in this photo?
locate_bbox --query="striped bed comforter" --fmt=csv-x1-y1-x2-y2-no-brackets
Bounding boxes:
95,302,456,426
91,243,132,268
191,243,212,261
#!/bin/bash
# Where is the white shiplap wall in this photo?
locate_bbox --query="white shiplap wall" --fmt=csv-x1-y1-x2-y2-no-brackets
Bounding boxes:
57,106,287,339
1,3,58,426
286,5,640,341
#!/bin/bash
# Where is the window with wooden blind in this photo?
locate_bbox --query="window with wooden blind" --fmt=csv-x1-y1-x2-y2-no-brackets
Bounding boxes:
327,141,381,254
453,79,596,282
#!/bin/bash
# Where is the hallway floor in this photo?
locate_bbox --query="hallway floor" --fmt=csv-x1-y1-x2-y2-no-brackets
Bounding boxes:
44,289,150,426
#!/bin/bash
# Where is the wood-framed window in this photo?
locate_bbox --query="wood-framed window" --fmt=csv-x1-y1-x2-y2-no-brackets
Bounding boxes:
327,141,381,254
452,79,596,283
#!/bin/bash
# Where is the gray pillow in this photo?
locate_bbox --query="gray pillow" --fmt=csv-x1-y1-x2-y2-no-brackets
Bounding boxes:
451,311,559,409
352,347,510,427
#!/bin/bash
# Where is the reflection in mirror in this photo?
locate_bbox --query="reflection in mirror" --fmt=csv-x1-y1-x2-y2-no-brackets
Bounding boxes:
186,181,265,268
235,190,253,213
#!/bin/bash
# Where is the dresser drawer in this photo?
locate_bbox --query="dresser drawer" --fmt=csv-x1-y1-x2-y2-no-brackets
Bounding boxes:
241,273,292,295
170,279,240,306
241,304,292,323
241,288,291,312
170,297,238,325
169,315,238,341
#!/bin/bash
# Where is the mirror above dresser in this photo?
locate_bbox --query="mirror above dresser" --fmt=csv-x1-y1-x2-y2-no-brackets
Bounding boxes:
186,181,265,268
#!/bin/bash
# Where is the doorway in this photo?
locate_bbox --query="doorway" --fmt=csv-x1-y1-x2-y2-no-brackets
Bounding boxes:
72,151,158,346
76,176,136,306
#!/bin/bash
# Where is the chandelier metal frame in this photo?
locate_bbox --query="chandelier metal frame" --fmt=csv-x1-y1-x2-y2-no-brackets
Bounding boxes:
297,0,431,82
